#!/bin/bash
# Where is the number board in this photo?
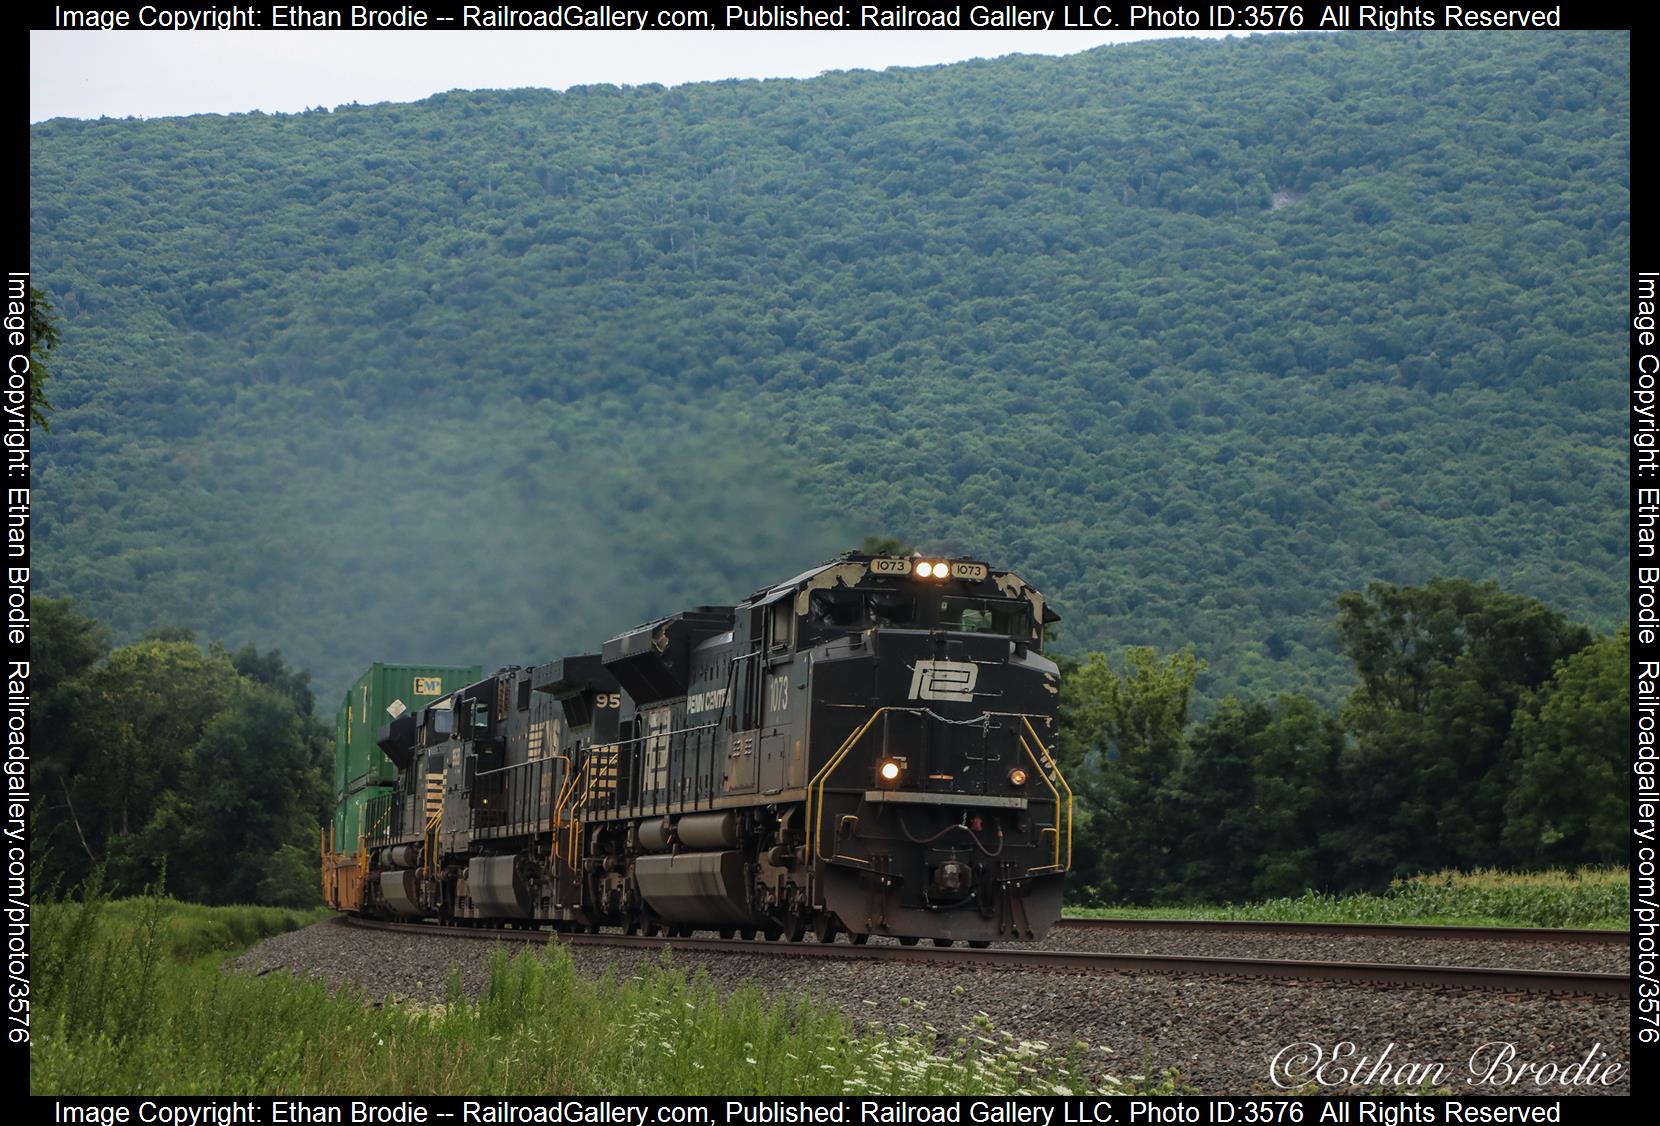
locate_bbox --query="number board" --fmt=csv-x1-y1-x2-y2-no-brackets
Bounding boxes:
950,561,989,581
868,557,913,576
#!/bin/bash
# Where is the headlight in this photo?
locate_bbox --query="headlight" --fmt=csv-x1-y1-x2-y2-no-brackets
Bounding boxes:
878,759,903,783
916,561,935,578
1008,767,1029,787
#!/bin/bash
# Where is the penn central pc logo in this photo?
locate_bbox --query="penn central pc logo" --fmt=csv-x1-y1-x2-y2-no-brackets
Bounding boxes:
908,659,979,702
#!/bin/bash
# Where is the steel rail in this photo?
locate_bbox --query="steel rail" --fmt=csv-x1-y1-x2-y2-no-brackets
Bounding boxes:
1052,916,1628,945
339,916,1627,998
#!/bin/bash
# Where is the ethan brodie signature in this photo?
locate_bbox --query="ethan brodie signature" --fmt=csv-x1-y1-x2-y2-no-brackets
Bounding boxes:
1269,1041,1623,1090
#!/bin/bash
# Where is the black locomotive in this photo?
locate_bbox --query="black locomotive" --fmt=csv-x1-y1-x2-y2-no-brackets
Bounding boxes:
322,552,1072,945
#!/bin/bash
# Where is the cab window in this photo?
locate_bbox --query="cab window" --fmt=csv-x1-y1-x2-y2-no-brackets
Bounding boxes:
938,597,1033,639
807,588,916,630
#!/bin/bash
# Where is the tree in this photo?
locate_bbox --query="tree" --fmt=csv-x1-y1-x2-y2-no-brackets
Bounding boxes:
28,284,59,430
1330,578,1592,883
857,535,913,556
34,597,109,877
126,683,331,904
1503,628,1629,867
1168,694,1344,901
58,639,239,892
1058,646,1204,902
228,643,317,717
37,605,336,902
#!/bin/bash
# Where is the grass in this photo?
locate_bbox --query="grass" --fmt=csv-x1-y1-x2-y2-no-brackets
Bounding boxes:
1065,867,1630,929
32,880,1181,1096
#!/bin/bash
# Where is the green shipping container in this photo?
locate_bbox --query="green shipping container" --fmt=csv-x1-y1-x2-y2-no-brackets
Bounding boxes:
332,662,481,803
332,786,392,853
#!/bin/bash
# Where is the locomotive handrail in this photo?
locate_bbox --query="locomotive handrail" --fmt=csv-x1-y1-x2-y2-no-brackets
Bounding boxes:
805,708,1073,875
805,708,889,866
549,752,585,865
592,721,721,813
423,811,441,876
1017,715,1073,873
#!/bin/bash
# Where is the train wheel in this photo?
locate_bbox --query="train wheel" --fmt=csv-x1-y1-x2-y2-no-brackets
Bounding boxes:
764,926,784,942
898,935,920,946
785,914,808,942
644,921,662,937
932,938,953,947
812,914,839,943
968,940,991,949
625,919,640,936
739,928,757,941
718,928,735,940
850,932,869,945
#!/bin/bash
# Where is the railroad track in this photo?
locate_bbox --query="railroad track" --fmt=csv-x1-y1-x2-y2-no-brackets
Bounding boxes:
341,915,1628,998
1052,916,1628,945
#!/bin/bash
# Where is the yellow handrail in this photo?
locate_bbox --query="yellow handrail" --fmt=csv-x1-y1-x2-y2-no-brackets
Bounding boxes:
804,708,889,863
549,757,584,864
424,811,441,876
805,708,1074,876
1019,715,1073,873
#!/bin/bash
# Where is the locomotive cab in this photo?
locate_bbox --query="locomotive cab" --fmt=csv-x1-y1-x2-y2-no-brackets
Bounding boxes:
788,555,1070,943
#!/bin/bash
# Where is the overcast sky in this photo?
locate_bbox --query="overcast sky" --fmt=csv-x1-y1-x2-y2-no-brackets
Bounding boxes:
30,29,1243,123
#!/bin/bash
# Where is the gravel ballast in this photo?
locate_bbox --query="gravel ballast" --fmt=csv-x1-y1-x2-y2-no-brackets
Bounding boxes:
232,920,1629,1096
1036,922,1629,974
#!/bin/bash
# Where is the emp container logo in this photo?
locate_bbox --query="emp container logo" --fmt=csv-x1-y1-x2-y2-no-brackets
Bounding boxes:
413,677,444,696
909,659,978,702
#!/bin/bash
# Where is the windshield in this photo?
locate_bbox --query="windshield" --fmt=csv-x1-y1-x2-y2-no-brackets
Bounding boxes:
938,596,1034,639
809,588,916,628
807,588,1032,639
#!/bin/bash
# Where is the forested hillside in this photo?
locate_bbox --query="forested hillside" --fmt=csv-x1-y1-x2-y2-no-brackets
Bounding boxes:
29,31,1629,706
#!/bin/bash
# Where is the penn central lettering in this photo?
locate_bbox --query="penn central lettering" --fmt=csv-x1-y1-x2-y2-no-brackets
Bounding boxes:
686,686,729,714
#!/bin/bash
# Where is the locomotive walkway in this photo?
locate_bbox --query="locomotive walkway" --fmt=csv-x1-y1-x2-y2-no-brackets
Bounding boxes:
342,915,1628,998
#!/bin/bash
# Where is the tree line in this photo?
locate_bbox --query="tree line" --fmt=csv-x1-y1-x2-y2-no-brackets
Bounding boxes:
35,597,330,906
1056,576,1626,904
34,575,1626,907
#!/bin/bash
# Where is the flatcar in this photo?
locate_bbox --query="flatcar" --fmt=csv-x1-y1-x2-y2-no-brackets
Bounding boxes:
321,552,1072,945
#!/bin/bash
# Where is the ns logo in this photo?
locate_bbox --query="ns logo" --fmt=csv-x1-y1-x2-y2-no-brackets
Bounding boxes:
908,660,979,703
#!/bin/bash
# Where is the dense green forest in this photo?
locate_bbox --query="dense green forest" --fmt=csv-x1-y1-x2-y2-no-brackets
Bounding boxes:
1055,578,1628,902
36,577,1625,906
34,598,329,906
29,31,1628,709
